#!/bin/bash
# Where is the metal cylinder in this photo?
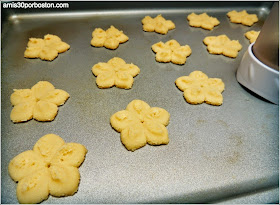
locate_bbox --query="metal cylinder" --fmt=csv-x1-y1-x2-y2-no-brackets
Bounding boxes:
252,2,279,71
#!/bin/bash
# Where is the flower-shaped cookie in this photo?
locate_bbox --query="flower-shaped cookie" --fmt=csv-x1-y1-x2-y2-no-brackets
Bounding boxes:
245,30,260,43
142,14,175,34
8,134,87,204
24,34,70,61
91,26,129,50
203,35,242,58
152,40,192,65
175,71,225,106
91,57,140,89
187,12,220,30
227,10,258,26
110,100,170,151
10,81,70,123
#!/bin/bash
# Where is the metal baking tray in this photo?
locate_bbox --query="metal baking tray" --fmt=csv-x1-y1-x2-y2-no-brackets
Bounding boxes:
1,1,279,204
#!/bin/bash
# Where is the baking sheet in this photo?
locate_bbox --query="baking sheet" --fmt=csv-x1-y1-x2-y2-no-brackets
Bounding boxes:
1,2,279,204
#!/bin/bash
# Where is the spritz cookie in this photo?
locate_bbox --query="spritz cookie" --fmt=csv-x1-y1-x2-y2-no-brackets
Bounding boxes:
142,14,175,34
227,10,258,26
152,40,192,65
91,26,129,50
245,30,260,43
10,81,69,123
187,13,220,30
92,57,140,89
175,71,225,106
110,100,170,151
8,134,87,204
203,35,242,58
24,34,70,61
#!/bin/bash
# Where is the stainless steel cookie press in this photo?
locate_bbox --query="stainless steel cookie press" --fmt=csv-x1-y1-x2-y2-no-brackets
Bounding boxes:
236,2,279,104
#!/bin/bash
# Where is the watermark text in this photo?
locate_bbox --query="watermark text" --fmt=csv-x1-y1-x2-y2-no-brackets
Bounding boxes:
2,2,69,9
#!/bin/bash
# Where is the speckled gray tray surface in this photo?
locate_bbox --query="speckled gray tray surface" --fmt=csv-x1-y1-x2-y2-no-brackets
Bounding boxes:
1,2,279,204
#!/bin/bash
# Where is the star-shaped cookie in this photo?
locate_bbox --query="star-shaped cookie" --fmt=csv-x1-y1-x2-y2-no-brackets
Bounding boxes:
110,100,170,151
10,81,69,123
92,57,140,89
24,34,70,61
8,134,87,204
187,12,220,30
152,40,192,65
142,14,175,34
245,30,260,43
175,71,225,106
227,10,258,26
91,26,129,50
203,35,242,58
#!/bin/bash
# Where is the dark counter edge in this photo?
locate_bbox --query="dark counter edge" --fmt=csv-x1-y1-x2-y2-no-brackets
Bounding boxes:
1,1,275,23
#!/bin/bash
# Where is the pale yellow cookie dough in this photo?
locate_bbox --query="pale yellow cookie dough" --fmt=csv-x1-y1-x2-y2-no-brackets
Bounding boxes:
203,35,242,58
24,34,70,61
110,100,170,151
187,13,220,30
10,81,69,123
152,40,192,65
227,10,258,26
92,57,140,89
245,30,260,43
91,26,129,49
8,134,87,204
175,71,225,106
142,14,175,34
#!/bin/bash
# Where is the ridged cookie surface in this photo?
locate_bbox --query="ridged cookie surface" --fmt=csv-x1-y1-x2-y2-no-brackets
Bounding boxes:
111,100,170,151
9,134,87,204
